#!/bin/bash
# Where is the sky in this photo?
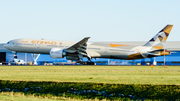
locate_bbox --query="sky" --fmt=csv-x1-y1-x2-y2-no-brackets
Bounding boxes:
0,0,180,43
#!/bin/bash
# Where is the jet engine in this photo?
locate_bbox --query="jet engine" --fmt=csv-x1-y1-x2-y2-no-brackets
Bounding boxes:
50,48,66,58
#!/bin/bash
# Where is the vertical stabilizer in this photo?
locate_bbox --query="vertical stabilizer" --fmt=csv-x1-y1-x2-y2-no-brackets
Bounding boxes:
144,25,173,49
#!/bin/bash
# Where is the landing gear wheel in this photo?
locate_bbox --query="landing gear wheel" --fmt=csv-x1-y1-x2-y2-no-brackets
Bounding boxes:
76,60,95,65
83,62,87,65
84,62,95,65
76,60,83,65
14,56,17,59
90,62,95,65
14,52,17,59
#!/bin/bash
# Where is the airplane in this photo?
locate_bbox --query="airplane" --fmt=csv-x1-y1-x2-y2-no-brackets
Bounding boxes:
4,25,173,65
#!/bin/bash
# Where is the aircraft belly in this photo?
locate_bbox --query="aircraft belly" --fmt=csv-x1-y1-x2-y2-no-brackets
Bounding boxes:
14,45,50,54
92,50,129,59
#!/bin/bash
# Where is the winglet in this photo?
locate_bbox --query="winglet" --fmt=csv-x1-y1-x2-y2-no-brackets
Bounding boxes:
144,25,173,49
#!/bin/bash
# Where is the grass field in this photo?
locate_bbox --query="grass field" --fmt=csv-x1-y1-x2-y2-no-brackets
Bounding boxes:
0,93,109,101
0,92,74,101
0,65,179,85
0,94,59,101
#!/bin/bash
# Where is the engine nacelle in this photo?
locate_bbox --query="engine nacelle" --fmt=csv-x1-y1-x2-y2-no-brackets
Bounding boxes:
50,48,66,58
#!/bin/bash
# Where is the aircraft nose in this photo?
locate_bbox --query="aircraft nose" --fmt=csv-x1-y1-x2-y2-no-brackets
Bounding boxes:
4,43,10,49
4,44,8,48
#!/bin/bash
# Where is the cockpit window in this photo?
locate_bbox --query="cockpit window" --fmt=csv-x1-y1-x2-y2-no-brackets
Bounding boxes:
7,42,9,44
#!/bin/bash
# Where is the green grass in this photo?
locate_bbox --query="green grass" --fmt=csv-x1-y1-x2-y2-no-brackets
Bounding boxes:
0,66,179,84
0,92,109,101
0,92,63,101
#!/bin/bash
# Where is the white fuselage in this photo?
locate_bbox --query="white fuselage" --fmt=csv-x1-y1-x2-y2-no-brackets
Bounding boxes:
4,25,173,61
4,38,156,60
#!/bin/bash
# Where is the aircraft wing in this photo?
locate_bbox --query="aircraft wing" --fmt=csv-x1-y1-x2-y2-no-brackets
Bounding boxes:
65,37,90,54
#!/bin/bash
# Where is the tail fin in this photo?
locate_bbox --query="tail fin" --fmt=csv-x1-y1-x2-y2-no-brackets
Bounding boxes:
144,24,173,49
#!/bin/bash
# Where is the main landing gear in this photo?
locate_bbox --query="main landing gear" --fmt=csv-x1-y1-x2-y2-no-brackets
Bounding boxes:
76,54,95,65
82,62,95,65
76,60,95,65
13,52,17,59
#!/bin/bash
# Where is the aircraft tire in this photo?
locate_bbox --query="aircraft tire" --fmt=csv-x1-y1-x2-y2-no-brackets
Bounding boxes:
83,62,87,65
14,56,17,59
81,62,95,65
92,62,95,65
87,62,95,65
90,62,95,65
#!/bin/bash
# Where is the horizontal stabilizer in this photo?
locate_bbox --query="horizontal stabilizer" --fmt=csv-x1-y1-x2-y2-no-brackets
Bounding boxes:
149,49,164,53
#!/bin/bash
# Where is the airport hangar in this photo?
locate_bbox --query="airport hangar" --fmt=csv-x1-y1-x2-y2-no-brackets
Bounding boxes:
0,41,180,65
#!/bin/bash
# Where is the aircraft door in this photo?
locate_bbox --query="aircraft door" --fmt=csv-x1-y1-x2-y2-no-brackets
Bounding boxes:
103,47,108,53
35,43,40,48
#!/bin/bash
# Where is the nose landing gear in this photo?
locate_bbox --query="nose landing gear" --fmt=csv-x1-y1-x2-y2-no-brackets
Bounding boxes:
13,52,17,59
